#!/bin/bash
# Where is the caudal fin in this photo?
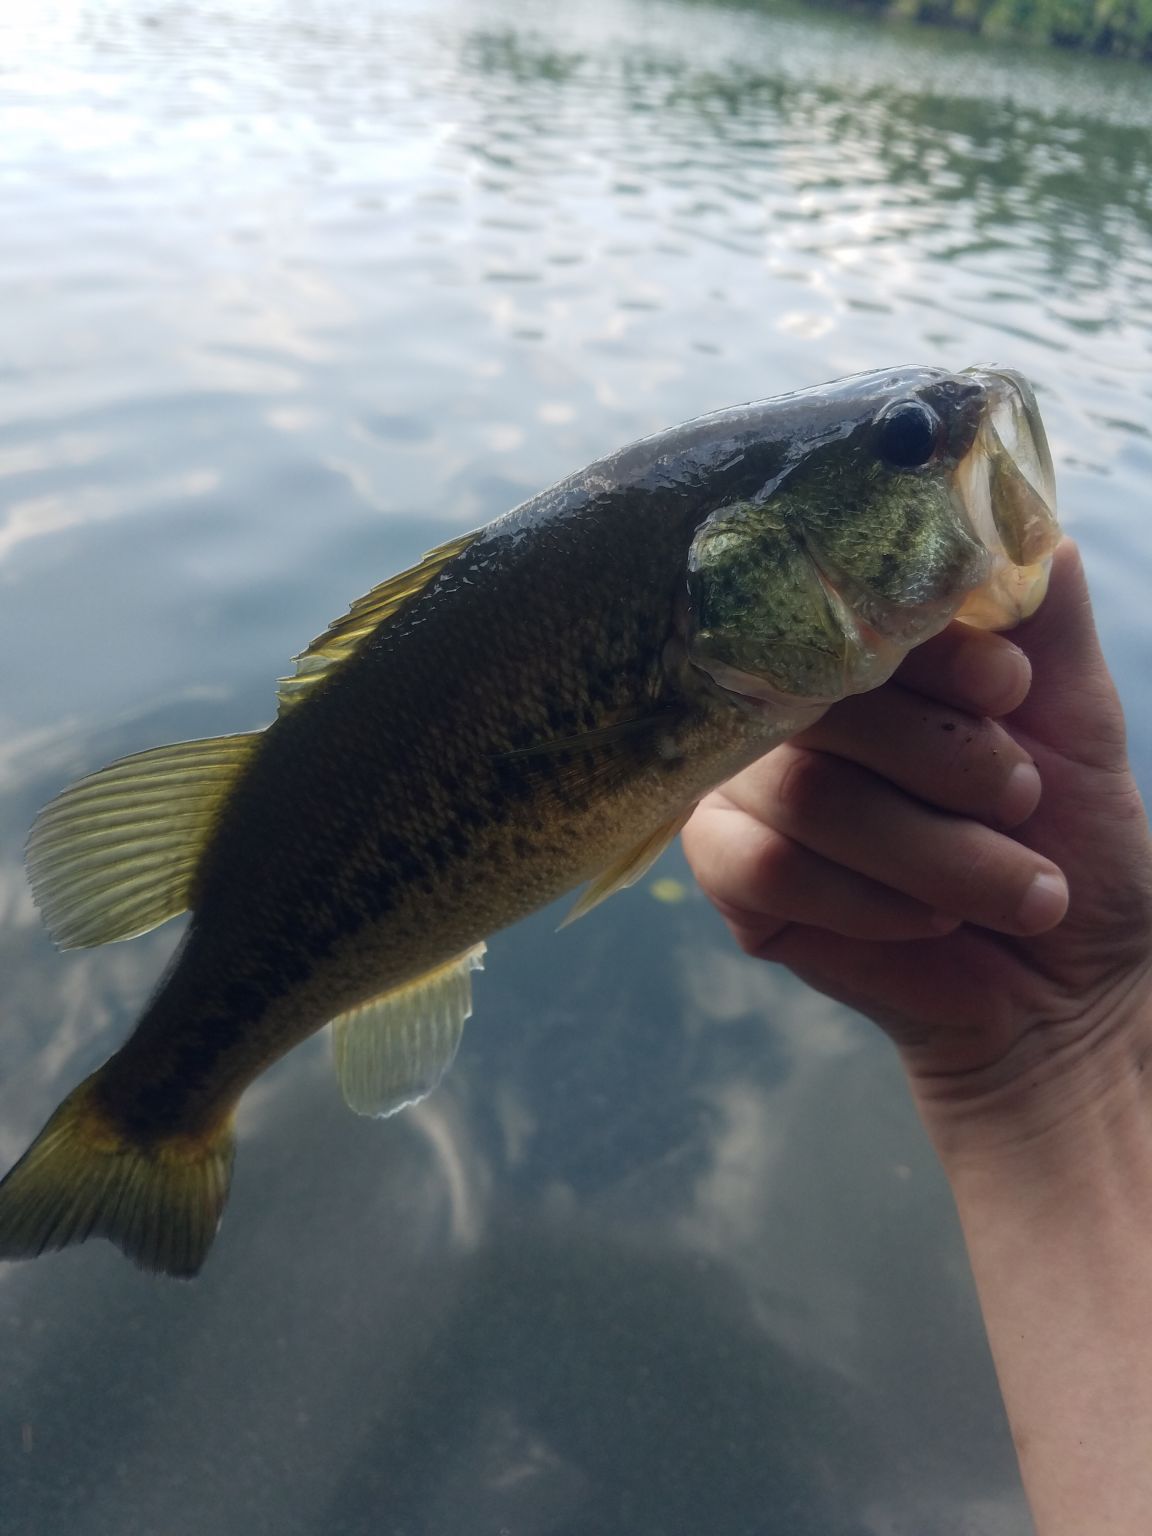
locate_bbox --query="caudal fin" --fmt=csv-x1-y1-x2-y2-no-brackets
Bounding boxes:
0,1071,234,1278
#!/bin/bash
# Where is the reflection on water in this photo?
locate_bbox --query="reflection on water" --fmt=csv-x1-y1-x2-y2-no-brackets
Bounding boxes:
1,1,1149,1532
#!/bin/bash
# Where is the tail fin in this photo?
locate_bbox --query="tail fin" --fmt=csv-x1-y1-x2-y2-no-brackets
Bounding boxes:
0,1071,234,1278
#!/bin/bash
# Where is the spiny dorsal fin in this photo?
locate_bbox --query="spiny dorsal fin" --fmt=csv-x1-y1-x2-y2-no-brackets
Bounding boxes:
27,732,260,949
277,529,480,715
330,943,487,1118
561,807,694,928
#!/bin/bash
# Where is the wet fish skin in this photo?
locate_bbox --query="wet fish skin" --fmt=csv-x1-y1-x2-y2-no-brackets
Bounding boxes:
0,364,1059,1276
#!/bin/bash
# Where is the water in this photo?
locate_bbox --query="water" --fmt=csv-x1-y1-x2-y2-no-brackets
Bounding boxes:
1,1,1150,1531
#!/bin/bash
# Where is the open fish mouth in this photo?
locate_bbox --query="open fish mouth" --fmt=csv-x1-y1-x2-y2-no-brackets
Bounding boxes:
952,366,1060,629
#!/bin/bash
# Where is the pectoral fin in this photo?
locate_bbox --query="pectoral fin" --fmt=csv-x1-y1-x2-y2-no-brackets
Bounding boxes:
330,943,487,1118
495,711,681,802
561,808,694,927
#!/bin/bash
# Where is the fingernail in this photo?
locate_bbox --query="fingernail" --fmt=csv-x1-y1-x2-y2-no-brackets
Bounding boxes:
955,640,1031,717
997,762,1042,826
1017,870,1068,932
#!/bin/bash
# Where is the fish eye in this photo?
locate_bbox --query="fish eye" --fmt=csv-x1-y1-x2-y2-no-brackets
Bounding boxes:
875,400,941,470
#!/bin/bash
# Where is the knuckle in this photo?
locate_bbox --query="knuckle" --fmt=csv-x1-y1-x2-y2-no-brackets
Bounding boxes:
772,748,839,825
944,831,1019,912
750,828,803,891
956,840,998,892
734,924,770,958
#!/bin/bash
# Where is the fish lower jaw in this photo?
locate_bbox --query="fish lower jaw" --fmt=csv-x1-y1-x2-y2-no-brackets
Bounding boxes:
954,556,1052,629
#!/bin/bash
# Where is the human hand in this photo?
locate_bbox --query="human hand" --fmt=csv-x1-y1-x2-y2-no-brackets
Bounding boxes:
683,540,1152,1143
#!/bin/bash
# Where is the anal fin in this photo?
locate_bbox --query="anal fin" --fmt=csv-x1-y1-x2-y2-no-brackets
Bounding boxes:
330,943,487,1118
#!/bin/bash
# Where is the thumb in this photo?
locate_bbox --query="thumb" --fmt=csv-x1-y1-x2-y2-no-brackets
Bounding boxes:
1008,538,1128,774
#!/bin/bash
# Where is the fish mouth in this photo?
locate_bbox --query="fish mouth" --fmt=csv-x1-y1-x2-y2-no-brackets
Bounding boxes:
952,366,1060,629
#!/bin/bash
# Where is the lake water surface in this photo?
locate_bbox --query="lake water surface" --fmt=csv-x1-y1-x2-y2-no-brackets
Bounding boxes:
2,2,1151,1533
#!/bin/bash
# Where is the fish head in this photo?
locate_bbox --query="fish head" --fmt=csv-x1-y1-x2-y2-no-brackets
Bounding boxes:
684,364,1059,708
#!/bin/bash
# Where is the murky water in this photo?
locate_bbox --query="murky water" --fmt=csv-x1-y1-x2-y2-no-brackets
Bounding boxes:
1,1,1150,1531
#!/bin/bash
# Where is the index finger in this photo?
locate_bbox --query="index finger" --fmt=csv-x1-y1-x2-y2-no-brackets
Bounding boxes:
895,623,1032,719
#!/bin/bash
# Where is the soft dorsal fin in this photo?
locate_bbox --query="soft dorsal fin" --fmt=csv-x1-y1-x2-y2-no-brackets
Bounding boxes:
26,732,261,950
330,943,487,1118
561,807,694,928
277,529,480,715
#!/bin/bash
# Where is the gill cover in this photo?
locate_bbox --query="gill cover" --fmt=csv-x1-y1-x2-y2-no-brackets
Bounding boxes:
686,502,873,705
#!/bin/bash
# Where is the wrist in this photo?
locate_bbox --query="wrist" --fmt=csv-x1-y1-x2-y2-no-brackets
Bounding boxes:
937,998,1152,1337
924,984,1152,1536
906,966,1152,1179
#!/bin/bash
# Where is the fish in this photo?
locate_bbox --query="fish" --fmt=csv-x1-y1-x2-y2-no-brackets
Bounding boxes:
0,364,1059,1277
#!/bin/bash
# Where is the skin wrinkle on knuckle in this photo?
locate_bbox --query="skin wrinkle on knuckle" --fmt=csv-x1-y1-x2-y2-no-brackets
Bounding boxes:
750,828,812,904
933,832,1040,930
771,747,842,831
713,893,789,955
715,896,778,935
1099,782,1152,829
690,808,787,921
921,823,997,895
739,925,777,959
749,922,799,962
1027,672,1128,772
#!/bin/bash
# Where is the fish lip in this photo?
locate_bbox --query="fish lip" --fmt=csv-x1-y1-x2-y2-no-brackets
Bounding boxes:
952,365,1061,628
964,365,1058,514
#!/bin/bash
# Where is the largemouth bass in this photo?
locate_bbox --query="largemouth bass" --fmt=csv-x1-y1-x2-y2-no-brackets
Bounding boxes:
0,365,1059,1277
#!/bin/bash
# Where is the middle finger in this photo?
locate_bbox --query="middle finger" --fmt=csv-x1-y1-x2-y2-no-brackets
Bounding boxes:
795,685,1040,828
